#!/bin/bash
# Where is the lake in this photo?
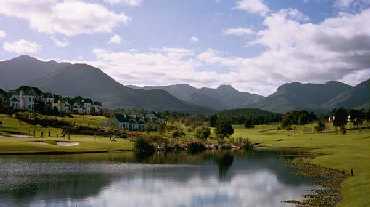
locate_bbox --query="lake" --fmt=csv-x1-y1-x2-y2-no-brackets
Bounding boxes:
0,152,313,207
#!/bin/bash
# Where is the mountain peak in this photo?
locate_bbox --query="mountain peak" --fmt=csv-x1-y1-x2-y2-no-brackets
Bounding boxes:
217,84,238,92
11,55,39,62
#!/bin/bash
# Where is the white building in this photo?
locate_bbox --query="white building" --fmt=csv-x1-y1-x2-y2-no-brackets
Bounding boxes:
9,86,42,111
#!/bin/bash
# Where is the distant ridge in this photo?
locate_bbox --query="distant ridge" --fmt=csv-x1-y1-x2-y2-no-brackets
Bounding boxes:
252,81,369,113
129,84,264,110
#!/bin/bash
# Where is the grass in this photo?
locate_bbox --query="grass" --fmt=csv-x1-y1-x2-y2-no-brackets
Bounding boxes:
1,113,369,206
0,114,133,154
0,136,133,154
55,114,109,128
232,123,370,207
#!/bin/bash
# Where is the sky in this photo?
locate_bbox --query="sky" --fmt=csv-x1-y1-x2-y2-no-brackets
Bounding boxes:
1,0,370,96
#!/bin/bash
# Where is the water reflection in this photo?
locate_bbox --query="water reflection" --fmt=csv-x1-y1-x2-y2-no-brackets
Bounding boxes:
216,153,234,179
0,152,312,207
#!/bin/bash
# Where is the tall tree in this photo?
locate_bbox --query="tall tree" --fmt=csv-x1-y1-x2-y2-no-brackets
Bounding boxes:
349,109,365,129
215,121,234,140
333,108,348,134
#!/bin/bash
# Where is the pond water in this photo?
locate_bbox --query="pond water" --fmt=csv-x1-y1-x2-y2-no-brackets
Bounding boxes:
0,152,313,207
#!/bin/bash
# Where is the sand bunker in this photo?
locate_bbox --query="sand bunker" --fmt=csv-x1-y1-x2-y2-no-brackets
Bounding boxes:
11,135,32,138
56,141,80,146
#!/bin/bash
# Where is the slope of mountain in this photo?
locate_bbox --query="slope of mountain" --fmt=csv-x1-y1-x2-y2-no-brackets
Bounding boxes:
129,84,264,110
1,55,368,113
325,79,370,109
0,55,70,90
254,81,353,113
0,56,210,112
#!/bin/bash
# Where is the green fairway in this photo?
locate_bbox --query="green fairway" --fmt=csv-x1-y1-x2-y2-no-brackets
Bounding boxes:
0,136,133,154
0,114,133,154
232,124,370,207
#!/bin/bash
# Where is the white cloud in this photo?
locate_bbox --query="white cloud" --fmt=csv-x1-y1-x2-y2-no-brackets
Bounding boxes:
0,30,6,39
223,27,255,36
0,0,129,37
91,48,223,88
109,34,122,44
235,0,270,16
3,39,41,55
103,0,143,6
89,8,370,95
50,36,69,48
336,0,356,7
190,36,199,43
335,0,370,7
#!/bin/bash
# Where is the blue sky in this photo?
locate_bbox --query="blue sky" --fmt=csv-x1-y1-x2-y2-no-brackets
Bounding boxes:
1,0,370,95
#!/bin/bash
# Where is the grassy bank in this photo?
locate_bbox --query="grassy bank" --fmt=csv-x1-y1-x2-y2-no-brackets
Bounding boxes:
232,124,370,207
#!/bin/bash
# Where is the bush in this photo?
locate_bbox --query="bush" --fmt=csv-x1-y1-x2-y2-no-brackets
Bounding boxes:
195,127,211,140
242,139,255,151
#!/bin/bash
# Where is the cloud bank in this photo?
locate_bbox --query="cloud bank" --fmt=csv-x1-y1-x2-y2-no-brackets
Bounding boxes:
0,0,129,37
89,8,370,95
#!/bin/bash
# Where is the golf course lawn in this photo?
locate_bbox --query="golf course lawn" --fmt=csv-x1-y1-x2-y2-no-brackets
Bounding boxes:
1,113,370,206
0,114,133,154
0,136,133,154
232,124,370,207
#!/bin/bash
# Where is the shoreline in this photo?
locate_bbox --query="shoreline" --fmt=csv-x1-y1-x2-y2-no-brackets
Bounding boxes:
255,146,348,207
0,135,356,206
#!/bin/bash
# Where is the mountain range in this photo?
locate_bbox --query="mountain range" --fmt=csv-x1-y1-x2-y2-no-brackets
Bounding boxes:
128,84,264,111
252,81,369,113
0,56,209,113
0,55,369,113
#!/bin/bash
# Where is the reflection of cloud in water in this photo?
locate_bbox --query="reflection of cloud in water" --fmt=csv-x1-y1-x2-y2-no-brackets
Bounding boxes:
66,170,308,207
0,153,312,207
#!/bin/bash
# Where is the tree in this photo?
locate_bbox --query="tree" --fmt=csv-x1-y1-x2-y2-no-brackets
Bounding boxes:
314,120,326,133
333,108,348,134
210,115,218,127
215,121,234,140
280,117,292,130
349,109,365,129
366,109,370,123
244,119,255,128
281,110,317,128
195,127,211,140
